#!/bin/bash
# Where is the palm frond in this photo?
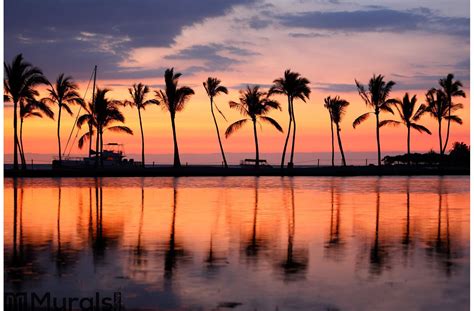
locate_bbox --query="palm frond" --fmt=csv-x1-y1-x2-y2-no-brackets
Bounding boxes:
378,120,401,128
410,123,432,134
259,116,283,132
225,119,248,138
352,112,372,128
106,125,133,135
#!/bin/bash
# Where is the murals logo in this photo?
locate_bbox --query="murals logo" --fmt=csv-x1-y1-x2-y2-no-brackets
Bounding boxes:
4,291,122,311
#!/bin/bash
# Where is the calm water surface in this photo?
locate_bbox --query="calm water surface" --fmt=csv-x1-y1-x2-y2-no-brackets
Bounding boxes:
4,176,470,310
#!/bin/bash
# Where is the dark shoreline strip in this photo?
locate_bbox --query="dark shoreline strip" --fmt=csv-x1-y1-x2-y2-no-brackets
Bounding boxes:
3,166,469,178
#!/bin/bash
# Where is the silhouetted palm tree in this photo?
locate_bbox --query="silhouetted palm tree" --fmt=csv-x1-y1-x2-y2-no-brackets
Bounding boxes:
353,74,396,166
326,96,350,166
76,101,96,157
269,70,311,168
154,68,194,168
19,98,54,164
225,86,283,168
425,89,463,155
77,89,133,166
203,77,229,168
4,54,48,170
438,74,465,154
324,97,335,166
124,83,158,167
43,74,83,164
379,93,431,164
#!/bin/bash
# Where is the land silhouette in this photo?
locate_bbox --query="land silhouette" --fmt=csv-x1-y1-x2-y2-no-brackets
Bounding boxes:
3,54,469,176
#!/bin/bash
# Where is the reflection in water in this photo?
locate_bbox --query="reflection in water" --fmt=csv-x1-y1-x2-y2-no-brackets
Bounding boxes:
163,179,189,281
277,178,308,281
325,179,345,260
425,178,458,277
242,178,269,262
4,176,469,310
369,178,389,275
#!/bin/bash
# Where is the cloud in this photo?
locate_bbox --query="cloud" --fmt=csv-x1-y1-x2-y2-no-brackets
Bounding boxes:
165,43,258,73
288,32,328,38
4,0,254,80
279,7,469,36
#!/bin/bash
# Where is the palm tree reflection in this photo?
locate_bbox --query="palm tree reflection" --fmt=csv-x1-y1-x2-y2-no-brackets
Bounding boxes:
133,179,147,267
425,178,457,276
401,178,413,261
277,178,308,281
325,179,345,260
91,178,119,265
369,178,389,275
54,180,80,276
163,179,188,280
242,178,269,262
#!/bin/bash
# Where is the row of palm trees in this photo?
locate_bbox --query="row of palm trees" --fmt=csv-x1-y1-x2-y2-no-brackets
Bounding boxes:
4,53,465,170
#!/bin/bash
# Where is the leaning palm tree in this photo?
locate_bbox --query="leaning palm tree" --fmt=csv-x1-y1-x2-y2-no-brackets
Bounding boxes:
379,93,431,164
438,74,465,154
19,98,54,164
353,74,396,166
225,86,283,168
82,88,133,166
4,54,48,170
328,96,350,166
154,68,195,168
124,83,158,167
269,70,311,168
43,74,83,164
324,96,335,166
425,89,463,155
203,77,229,168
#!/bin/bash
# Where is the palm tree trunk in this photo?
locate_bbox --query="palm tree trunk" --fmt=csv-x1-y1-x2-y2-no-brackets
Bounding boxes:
57,106,62,164
442,97,452,154
375,111,381,166
329,112,334,167
253,118,259,169
170,114,181,168
95,124,100,167
138,107,145,167
281,96,292,169
407,125,411,166
13,99,19,171
19,118,26,170
88,123,93,158
336,124,346,166
289,99,297,168
438,119,443,155
210,99,228,168
100,130,104,167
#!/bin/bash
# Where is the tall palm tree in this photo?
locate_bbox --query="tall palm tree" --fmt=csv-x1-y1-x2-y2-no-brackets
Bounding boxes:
43,74,83,164
124,83,158,167
203,77,229,168
76,100,96,157
77,88,133,166
225,86,283,168
353,74,396,166
438,74,465,154
269,70,311,168
324,96,335,166
19,98,54,165
154,68,194,168
425,89,463,155
379,93,431,164
327,96,350,166
4,54,48,170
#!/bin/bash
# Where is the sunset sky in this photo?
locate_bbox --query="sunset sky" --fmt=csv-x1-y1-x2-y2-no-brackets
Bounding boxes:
4,0,470,162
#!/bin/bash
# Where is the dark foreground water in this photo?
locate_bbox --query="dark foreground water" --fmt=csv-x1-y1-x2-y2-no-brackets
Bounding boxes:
4,177,469,310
